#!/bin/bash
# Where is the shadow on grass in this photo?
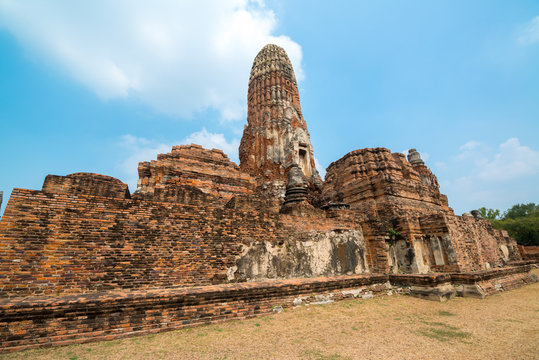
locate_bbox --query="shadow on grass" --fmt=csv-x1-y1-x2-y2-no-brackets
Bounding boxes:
418,321,471,342
438,310,456,316
301,349,352,360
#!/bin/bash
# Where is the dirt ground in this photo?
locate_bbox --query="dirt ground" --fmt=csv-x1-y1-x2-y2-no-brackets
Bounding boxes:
3,270,539,360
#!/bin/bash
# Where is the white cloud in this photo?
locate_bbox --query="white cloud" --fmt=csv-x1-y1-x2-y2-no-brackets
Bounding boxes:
517,16,539,46
183,128,240,159
117,135,172,191
314,156,326,179
117,129,240,191
459,140,481,152
477,138,539,181
455,140,488,161
0,0,303,120
438,138,539,214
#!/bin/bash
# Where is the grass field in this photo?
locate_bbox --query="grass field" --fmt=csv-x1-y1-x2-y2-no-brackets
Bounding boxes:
3,270,538,360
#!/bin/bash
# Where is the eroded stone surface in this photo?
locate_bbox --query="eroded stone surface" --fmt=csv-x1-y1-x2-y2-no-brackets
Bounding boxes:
408,284,456,302
229,229,369,281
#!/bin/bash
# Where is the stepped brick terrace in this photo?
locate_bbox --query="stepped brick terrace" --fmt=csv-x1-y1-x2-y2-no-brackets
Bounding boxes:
0,44,536,353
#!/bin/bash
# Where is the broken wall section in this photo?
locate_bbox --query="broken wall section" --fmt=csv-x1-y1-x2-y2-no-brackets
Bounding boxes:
445,216,522,272
42,173,130,199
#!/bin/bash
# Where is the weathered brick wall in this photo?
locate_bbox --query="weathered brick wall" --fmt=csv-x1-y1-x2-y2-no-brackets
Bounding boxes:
393,214,459,273
445,216,519,272
519,245,539,261
42,173,130,199
0,188,369,298
0,273,389,353
360,213,520,274
1,264,535,353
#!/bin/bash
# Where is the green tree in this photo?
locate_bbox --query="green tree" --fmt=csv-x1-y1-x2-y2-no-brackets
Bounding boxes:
503,203,538,219
486,202,539,246
477,207,500,220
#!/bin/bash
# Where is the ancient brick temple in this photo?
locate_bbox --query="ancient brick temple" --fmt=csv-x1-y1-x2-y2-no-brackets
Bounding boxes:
0,44,536,353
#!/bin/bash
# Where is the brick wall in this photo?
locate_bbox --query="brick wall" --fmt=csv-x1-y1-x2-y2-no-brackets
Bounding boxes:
0,273,388,353
519,245,539,261
42,173,130,199
320,147,452,216
0,188,367,298
445,216,517,271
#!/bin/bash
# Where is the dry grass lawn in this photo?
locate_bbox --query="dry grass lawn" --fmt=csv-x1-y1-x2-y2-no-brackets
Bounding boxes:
3,270,539,360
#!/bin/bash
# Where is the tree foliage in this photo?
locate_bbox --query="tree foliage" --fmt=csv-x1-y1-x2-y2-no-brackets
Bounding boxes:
502,203,538,220
478,203,539,246
477,207,500,220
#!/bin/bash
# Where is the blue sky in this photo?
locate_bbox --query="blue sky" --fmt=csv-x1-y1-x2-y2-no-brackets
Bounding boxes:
1,0,538,216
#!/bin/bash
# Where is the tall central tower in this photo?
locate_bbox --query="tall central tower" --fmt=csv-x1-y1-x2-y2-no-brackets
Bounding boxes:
239,44,321,196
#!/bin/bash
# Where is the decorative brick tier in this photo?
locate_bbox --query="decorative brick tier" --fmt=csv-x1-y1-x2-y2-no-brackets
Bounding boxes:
0,273,388,353
449,264,534,284
389,264,537,301
389,264,534,287
389,273,452,286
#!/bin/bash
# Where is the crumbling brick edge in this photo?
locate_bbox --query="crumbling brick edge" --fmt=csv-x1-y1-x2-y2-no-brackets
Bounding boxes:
1,265,536,354
390,264,537,301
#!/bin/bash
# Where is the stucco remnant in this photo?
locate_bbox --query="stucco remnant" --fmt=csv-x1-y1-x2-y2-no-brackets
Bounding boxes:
229,229,368,281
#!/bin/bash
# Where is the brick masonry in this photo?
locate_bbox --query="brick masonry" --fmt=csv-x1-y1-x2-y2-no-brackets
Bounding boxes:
0,43,536,353
135,144,256,205
519,245,539,261
0,274,389,353
239,44,322,201
1,265,535,353
0,187,366,298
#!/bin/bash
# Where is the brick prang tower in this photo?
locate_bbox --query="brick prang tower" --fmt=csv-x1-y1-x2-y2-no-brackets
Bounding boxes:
239,44,322,199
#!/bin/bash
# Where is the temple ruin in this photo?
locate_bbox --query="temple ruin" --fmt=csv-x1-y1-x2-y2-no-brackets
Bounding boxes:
0,44,536,353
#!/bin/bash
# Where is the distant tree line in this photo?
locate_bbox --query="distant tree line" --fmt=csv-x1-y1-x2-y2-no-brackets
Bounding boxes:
476,203,538,246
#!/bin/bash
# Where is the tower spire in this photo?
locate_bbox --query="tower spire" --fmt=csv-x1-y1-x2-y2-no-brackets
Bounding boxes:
239,44,321,197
